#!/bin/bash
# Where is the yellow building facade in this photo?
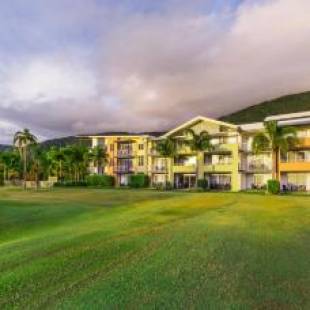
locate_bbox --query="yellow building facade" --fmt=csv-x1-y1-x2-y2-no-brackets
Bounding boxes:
84,111,310,191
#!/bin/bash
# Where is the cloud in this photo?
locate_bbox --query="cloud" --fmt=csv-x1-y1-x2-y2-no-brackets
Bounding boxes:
1,0,310,143
1,57,97,109
101,0,310,121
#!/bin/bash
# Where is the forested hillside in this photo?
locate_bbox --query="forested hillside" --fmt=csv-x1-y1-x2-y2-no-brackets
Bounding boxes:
220,91,310,124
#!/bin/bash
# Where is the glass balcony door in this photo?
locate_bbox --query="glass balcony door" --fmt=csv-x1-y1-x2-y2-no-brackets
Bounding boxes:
174,173,196,189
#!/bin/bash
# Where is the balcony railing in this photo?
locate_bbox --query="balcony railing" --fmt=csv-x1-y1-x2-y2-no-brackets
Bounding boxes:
205,161,232,165
239,143,251,152
149,149,159,156
117,150,134,157
174,163,196,167
247,163,271,172
152,166,167,173
114,166,134,173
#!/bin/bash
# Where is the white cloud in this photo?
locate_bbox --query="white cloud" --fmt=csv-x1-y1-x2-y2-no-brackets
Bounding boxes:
1,0,310,143
0,57,97,110
100,0,310,121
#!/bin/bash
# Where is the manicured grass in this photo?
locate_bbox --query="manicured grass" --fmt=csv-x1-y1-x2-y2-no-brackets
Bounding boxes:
0,187,309,309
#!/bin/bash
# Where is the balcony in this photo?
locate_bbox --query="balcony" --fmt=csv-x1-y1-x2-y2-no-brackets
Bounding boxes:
173,164,196,173
247,163,271,173
149,149,160,156
152,166,167,173
204,163,234,173
239,143,251,152
296,137,310,148
114,166,134,173
279,162,310,172
117,150,134,158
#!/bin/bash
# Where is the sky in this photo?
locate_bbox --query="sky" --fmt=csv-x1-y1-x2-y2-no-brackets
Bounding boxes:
1,0,310,143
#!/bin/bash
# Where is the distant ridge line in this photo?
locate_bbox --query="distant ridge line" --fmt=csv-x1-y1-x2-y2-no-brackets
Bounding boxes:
220,91,310,124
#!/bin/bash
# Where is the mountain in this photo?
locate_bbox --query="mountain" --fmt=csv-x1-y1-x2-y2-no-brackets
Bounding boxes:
220,91,310,124
0,136,89,152
40,136,82,148
0,144,11,151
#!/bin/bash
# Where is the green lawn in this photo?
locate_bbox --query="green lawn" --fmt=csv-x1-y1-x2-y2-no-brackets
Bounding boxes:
0,188,309,309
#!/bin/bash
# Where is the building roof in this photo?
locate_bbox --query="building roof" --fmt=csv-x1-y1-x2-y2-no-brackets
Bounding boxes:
239,122,264,131
161,116,237,138
265,110,310,121
78,131,165,138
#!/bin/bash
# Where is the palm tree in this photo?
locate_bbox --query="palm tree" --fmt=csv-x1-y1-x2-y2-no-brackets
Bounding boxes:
13,129,37,188
64,144,89,182
155,138,177,185
184,129,212,185
252,120,297,181
0,151,11,183
0,150,21,183
90,145,108,174
29,145,54,187
47,147,66,180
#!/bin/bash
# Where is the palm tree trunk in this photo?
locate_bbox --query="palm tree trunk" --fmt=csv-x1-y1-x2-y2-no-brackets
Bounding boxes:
165,157,168,186
35,162,39,190
272,149,280,181
59,160,62,180
23,147,27,189
196,152,200,187
276,148,280,181
3,166,6,183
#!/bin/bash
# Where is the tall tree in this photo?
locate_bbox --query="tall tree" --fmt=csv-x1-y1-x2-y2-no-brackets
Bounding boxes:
90,145,108,174
13,129,37,188
184,129,212,185
29,145,53,186
47,147,66,180
64,144,89,182
252,120,297,180
155,138,177,185
0,150,21,182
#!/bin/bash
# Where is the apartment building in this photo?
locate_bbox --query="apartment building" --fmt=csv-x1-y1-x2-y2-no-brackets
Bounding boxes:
83,111,310,191
87,132,162,186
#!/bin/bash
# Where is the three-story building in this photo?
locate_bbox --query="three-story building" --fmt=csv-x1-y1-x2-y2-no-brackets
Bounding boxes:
81,111,310,191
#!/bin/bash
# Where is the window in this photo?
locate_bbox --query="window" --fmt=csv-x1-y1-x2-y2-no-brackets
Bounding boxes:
138,156,144,166
283,151,310,162
138,143,144,150
219,136,228,144
204,154,212,164
218,155,232,164
110,144,114,152
297,151,306,162
98,138,105,146
253,174,264,187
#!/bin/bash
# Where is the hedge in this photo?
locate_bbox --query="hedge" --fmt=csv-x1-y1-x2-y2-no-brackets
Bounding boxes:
197,179,208,191
85,174,115,187
55,181,87,187
128,174,149,188
267,179,280,194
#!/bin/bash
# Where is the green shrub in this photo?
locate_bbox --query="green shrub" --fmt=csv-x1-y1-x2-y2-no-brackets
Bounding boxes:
86,174,115,187
128,174,149,188
165,181,173,191
154,183,165,191
0,172,4,186
197,179,208,191
55,180,87,187
267,179,280,194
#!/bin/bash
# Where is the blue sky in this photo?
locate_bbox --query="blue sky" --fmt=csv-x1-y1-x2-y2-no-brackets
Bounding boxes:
0,0,310,143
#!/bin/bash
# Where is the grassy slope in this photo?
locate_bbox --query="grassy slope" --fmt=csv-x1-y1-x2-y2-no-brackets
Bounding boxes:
220,91,310,124
0,188,309,309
